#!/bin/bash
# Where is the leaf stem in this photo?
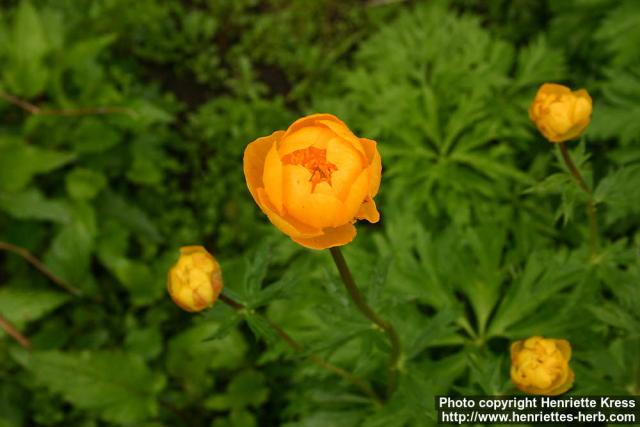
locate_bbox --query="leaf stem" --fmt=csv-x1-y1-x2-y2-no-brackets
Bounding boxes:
558,143,599,258
329,247,402,399
218,293,383,405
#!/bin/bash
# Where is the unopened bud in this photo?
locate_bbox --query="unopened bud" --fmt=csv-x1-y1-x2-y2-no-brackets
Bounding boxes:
167,246,223,312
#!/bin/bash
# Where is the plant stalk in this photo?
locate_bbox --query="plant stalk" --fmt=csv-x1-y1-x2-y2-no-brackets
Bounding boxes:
0,241,82,296
0,314,31,349
329,247,402,399
558,143,599,258
218,293,382,405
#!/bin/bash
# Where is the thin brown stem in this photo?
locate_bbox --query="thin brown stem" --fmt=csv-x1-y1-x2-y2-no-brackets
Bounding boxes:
329,247,402,399
218,293,382,405
558,143,599,258
0,90,137,118
0,314,31,349
0,241,82,296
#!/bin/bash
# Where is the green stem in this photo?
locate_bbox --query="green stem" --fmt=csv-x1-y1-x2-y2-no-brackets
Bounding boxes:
218,293,382,406
329,247,402,399
558,143,599,258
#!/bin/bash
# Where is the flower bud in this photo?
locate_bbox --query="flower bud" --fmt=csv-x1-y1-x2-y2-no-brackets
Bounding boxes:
510,336,574,396
167,246,223,312
529,83,592,143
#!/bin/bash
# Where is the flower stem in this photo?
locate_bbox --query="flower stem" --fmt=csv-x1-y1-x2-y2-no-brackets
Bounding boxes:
558,143,599,258
329,247,402,399
218,293,382,405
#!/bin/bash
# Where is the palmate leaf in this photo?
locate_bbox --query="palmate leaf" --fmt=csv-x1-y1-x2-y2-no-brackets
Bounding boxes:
13,350,165,424
594,0,640,68
488,249,584,337
594,164,640,224
589,68,640,145
313,1,565,221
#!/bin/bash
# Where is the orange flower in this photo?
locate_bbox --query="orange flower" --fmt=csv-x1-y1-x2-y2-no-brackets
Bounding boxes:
243,114,381,249
529,83,592,143
510,336,575,396
167,246,223,312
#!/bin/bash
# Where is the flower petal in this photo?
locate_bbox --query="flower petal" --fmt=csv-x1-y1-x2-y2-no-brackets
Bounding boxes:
291,223,356,250
318,119,368,160
360,138,382,197
336,168,369,226
278,125,333,156
326,137,365,200
282,113,344,139
257,188,322,239
356,197,380,223
554,339,572,361
283,164,343,229
263,142,284,213
539,83,571,96
244,131,283,203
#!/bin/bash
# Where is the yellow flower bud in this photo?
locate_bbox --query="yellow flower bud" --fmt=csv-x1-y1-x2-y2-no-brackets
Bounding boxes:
510,336,574,396
529,83,593,143
167,246,223,312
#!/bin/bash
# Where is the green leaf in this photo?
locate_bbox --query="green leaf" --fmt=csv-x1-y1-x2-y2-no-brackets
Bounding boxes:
13,350,165,424
166,321,247,384
0,383,26,427
488,250,583,337
0,137,75,192
204,370,268,410
594,165,640,224
513,35,566,88
2,0,49,96
242,243,272,303
124,327,163,361
70,118,122,154
127,136,166,185
65,168,107,200
244,312,279,345
44,202,96,292
98,192,162,243
0,188,70,222
0,286,69,329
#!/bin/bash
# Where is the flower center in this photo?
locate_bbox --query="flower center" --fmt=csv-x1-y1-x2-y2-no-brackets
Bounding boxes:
282,146,338,190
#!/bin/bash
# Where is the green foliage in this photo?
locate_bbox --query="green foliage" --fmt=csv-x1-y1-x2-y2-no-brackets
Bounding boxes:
13,349,165,424
1,0,639,426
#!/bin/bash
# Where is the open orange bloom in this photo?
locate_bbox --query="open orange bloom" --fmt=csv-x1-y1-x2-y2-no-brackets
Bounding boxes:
167,246,223,312
529,83,592,143
510,336,575,396
243,114,381,249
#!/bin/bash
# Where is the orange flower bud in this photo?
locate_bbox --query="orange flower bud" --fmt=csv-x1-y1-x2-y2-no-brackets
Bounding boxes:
510,336,574,396
243,114,382,249
167,246,223,312
529,83,592,143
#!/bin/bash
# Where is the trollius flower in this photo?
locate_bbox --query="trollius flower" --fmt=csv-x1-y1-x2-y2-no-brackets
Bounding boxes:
243,114,382,249
529,83,592,143
167,246,223,312
510,336,574,396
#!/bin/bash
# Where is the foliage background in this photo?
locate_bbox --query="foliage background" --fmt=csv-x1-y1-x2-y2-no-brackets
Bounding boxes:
1,0,639,425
